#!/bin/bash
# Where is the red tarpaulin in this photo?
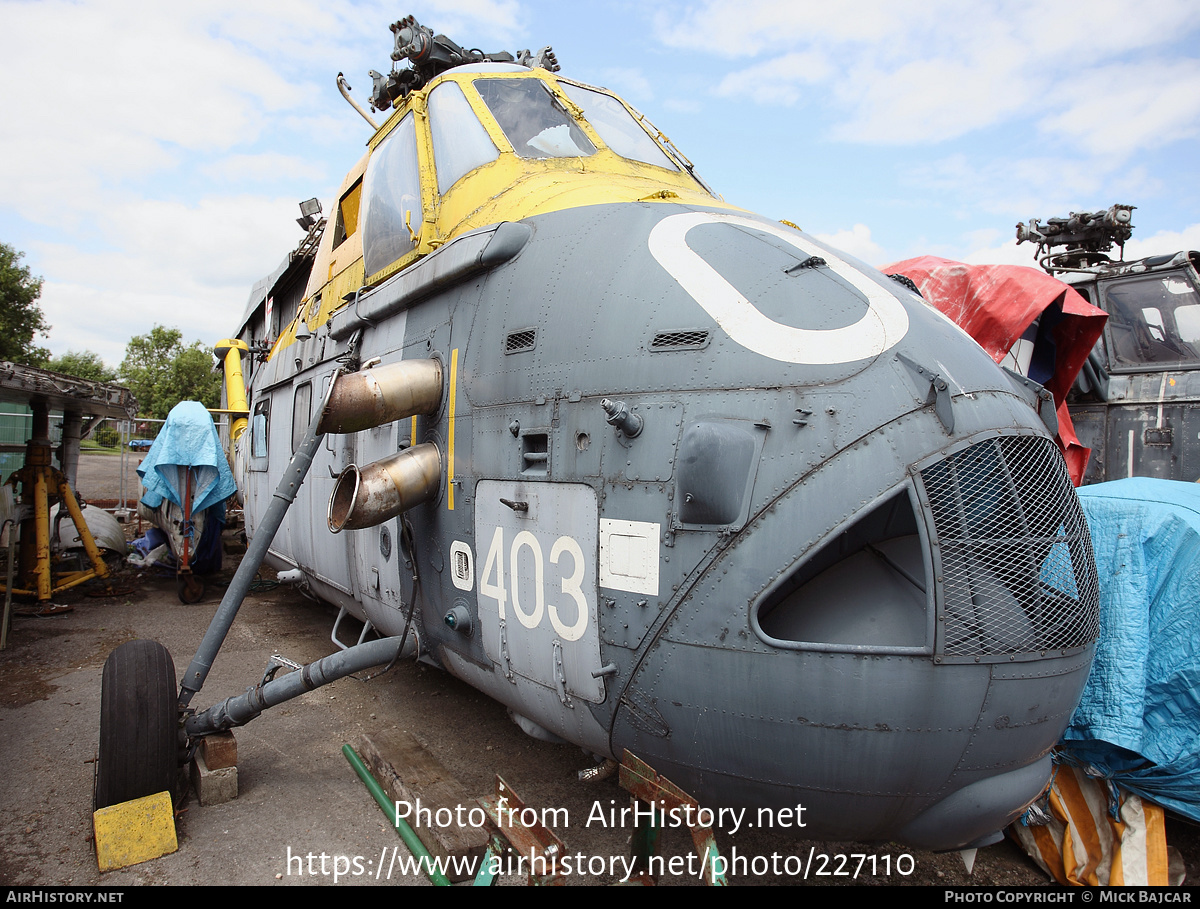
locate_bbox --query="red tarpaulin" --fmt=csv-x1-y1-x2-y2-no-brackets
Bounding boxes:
883,256,1108,486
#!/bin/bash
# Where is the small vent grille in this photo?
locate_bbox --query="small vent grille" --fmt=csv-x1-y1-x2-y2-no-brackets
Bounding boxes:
505,329,536,353
651,330,709,351
917,435,1099,659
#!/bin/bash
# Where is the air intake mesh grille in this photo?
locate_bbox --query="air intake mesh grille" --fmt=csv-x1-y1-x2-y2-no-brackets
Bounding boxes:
505,329,536,353
917,435,1099,659
650,330,709,350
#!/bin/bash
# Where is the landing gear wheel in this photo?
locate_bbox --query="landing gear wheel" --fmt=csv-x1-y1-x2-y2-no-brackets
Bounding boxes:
94,640,180,811
177,573,205,604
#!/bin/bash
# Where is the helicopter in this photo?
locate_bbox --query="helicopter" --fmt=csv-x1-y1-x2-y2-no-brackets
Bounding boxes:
97,16,1100,854
1016,205,1200,484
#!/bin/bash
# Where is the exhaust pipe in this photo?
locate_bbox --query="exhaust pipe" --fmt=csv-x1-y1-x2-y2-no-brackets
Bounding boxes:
328,443,441,532
319,359,443,435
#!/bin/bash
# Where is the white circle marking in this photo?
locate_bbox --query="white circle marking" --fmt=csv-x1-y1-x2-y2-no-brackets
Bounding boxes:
648,212,910,364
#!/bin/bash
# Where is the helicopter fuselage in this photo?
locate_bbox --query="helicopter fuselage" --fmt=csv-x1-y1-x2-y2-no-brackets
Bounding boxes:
233,60,1099,851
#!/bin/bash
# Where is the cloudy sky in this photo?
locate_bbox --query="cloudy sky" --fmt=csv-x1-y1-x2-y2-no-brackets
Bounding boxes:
2,0,1198,368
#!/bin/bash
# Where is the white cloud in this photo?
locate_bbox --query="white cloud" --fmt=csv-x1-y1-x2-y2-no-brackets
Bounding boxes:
829,56,1033,145
200,154,328,185
903,154,1164,225
0,3,305,230
37,194,303,295
715,52,832,106
1037,61,1200,156
813,224,883,263
961,237,1042,268
592,68,655,103
655,0,921,55
0,0,523,366
37,283,205,368
1124,224,1200,259
653,0,1200,155
30,191,310,365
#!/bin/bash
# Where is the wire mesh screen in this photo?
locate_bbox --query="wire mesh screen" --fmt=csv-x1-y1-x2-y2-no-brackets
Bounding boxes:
917,435,1099,659
650,330,710,350
504,329,537,353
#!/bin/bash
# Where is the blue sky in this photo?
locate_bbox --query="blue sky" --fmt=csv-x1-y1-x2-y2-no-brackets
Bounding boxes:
2,0,1198,367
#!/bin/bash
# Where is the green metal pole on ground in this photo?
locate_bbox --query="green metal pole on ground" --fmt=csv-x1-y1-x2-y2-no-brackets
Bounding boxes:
341,743,452,887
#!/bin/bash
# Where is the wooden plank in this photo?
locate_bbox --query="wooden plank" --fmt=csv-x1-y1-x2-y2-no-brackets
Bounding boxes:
354,729,487,881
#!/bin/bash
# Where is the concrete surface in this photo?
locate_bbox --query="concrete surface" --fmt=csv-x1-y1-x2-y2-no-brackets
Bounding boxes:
0,543,1194,887
74,451,142,509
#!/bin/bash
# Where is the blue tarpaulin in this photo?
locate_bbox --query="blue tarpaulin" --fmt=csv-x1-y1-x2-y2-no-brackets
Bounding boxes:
137,401,237,514
1062,478,1200,821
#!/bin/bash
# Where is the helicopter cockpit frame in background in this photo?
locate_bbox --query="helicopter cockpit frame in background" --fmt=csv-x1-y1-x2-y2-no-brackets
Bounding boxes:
1018,205,1200,483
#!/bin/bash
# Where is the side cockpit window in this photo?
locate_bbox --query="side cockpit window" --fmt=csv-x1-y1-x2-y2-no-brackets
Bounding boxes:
429,81,499,195
250,399,269,469
362,113,421,277
1104,274,1200,369
559,83,677,171
474,78,596,159
332,178,363,250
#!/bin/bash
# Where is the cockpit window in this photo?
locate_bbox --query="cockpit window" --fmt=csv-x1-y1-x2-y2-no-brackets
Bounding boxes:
559,83,677,171
1103,273,1200,370
362,113,421,277
428,81,499,195
474,78,596,159
332,178,362,250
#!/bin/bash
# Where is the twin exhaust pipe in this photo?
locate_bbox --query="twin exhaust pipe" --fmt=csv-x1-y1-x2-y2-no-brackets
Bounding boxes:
320,359,444,533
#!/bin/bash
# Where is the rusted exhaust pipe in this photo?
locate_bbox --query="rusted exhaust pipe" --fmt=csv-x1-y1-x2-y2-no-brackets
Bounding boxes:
328,443,441,532
319,359,443,435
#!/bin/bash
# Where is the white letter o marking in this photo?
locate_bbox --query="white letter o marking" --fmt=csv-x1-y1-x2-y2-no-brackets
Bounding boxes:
648,212,909,365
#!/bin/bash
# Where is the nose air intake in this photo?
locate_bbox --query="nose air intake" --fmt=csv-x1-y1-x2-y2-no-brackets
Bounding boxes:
320,359,444,532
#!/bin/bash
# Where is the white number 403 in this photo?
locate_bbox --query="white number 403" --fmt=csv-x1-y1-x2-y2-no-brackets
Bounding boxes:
478,527,590,642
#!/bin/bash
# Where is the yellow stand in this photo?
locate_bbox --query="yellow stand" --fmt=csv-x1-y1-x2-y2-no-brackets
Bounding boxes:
2,401,110,604
93,791,178,872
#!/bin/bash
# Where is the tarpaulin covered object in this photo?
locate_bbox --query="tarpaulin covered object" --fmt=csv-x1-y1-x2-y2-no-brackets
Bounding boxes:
1010,763,1170,886
883,256,1108,485
1063,478,1200,822
136,401,236,576
137,401,237,514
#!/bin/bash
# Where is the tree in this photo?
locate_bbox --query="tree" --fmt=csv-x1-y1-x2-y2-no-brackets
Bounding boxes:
0,242,50,367
119,325,221,419
48,350,117,384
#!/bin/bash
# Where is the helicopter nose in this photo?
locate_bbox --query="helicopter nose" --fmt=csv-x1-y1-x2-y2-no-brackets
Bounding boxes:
610,431,1098,848
756,434,1098,658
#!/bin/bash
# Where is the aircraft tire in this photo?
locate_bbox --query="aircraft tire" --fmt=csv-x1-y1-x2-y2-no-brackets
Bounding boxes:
94,640,179,811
